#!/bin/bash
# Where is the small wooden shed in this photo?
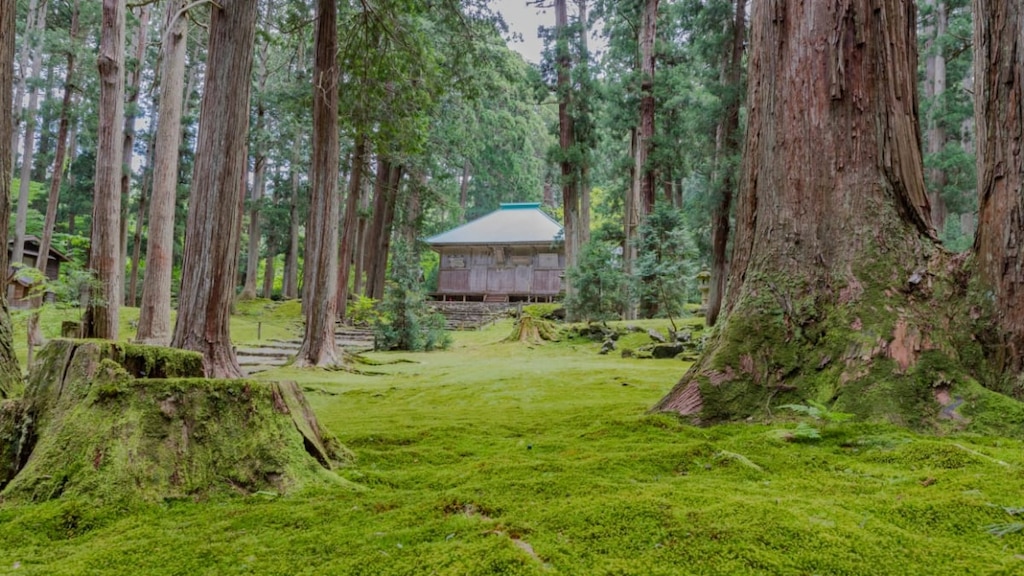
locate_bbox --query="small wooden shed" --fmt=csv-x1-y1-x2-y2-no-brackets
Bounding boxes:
426,203,564,302
7,236,71,307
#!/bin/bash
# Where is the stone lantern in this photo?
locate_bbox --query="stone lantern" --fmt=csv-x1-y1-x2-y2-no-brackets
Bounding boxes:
696,266,711,311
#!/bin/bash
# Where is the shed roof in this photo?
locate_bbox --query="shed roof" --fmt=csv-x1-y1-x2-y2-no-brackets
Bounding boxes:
425,203,563,246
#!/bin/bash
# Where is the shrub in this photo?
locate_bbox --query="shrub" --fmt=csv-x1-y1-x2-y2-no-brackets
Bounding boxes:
373,243,451,352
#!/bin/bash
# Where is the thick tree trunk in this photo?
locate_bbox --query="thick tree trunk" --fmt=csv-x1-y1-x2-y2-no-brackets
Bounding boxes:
656,0,942,422
137,0,188,344
120,5,150,295
337,135,366,320
84,0,126,340
973,0,1024,374
0,0,25,398
171,0,258,377
10,0,49,301
295,0,340,367
706,0,746,328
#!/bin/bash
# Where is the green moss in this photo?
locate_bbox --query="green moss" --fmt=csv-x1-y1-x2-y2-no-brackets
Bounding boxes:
1,340,351,504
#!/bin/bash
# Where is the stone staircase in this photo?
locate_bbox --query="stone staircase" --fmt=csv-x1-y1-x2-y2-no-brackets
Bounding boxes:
429,301,513,330
236,326,375,375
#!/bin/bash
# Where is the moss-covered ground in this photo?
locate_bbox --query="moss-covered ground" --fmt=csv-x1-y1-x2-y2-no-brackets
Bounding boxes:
1,302,1022,574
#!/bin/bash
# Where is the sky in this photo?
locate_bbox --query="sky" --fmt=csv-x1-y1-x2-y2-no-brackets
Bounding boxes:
496,0,603,64
497,0,553,64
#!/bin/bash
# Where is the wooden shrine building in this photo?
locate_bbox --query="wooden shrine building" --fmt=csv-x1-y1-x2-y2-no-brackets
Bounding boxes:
426,203,564,302
7,236,71,307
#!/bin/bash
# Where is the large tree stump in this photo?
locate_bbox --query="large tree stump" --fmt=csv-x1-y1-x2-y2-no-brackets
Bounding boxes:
0,339,351,503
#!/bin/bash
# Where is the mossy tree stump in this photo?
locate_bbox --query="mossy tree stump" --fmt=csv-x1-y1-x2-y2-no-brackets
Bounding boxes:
0,339,350,503
505,316,559,345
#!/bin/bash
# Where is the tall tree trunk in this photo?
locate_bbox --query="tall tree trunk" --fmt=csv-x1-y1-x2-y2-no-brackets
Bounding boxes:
366,163,403,302
924,0,949,232
262,234,276,299
353,176,371,297
84,0,126,340
239,153,267,300
554,0,578,296
120,4,151,299
137,0,188,344
706,0,747,328
240,2,274,301
577,0,591,247
10,0,40,170
973,0,1024,374
337,134,366,319
282,141,301,300
128,121,156,309
30,0,79,348
656,0,938,421
171,0,258,377
10,0,49,301
0,0,25,398
31,62,55,183
296,0,341,367
637,0,658,215
365,158,389,300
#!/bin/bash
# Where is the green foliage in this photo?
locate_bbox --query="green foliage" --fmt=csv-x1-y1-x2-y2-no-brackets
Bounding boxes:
373,243,450,352
633,204,698,321
779,400,856,424
521,303,563,320
348,295,381,328
564,240,628,321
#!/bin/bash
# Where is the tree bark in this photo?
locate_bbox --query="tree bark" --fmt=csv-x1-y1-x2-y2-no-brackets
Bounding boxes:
171,0,258,377
973,0,1024,373
295,0,340,367
706,0,746,328
137,0,188,344
637,0,658,215
554,0,579,294
84,0,126,340
0,0,25,398
656,0,938,421
337,134,366,320
10,0,49,301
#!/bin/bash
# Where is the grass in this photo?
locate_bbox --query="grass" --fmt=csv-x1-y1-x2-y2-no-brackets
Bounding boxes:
1,302,1023,574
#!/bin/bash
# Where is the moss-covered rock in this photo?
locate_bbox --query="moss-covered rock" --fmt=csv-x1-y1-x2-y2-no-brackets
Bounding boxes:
0,339,352,503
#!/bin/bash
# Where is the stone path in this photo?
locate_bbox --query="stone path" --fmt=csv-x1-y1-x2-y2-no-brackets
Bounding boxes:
236,327,374,375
